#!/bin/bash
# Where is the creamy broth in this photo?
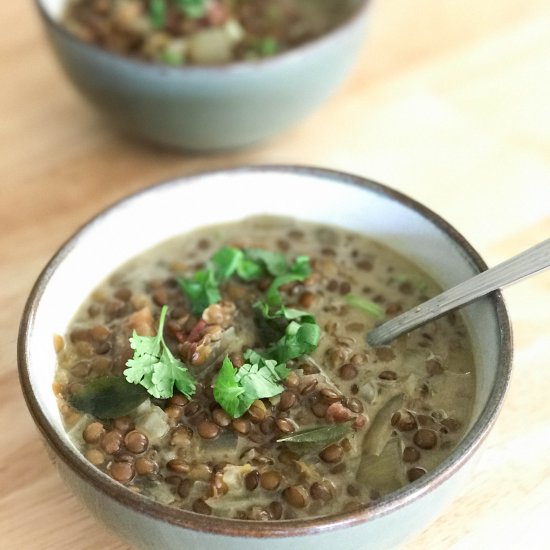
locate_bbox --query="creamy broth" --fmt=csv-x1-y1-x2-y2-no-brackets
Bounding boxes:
54,216,475,519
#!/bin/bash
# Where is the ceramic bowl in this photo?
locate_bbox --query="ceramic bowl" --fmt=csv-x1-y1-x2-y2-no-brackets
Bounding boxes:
18,166,512,550
34,0,370,151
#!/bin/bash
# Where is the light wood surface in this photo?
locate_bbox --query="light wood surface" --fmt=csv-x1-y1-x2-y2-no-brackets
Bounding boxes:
2,1,550,548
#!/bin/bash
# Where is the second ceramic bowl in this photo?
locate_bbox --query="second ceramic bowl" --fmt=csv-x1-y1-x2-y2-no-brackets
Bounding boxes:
35,0,370,151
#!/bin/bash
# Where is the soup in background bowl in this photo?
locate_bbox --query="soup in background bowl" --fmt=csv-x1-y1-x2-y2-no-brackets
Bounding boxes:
18,166,512,550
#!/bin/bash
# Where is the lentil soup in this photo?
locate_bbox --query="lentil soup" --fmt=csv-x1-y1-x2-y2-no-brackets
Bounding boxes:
61,0,360,66
54,216,475,520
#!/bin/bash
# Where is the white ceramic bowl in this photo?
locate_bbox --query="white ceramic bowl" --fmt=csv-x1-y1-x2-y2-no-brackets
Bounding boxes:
18,166,512,549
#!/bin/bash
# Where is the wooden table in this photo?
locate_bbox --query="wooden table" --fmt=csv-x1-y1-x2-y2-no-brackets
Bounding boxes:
2,0,550,548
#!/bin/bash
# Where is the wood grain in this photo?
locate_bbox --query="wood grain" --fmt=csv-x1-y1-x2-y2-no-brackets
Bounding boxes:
1,0,550,548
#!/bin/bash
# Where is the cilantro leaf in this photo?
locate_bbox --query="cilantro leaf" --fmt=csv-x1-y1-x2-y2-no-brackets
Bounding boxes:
149,0,167,29
265,255,311,306
267,320,321,363
211,246,244,281
244,249,289,277
213,356,249,418
124,306,196,399
178,268,220,315
213,354,288,418
175,0,207,19
178,246,312,315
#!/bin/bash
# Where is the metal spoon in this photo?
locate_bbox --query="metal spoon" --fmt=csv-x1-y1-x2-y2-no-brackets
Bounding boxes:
367,238,550,347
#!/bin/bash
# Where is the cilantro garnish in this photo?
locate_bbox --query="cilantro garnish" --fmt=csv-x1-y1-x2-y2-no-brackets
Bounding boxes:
214,354,290,418
266,318,321,363
175,0,207,19
149,0,167,29
178,268,221,315
178,246,311,315
264,255,311,307
124,305,196,399
255,303,320,362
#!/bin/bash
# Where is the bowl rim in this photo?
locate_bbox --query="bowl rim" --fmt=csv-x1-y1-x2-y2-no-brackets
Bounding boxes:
34,0,371,75
18,165,513,538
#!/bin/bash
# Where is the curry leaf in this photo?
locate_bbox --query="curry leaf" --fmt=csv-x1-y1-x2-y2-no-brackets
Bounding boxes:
69,376,148,419
277,422,352,444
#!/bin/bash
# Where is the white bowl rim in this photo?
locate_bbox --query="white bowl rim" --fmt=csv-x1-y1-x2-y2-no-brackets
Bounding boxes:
18,165,513,538
34,0,371,76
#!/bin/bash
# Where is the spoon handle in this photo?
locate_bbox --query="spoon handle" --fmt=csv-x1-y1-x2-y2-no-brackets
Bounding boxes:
367,238,550,346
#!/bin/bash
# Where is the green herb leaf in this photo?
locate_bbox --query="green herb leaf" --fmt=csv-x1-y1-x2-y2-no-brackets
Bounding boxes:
149,0,167,29
345,293,385,319
178,268,221,315
213,354,289,418
175,0,207,19
178,246,312,315
268,320,321,363
257,37,280,57
69,376,148,419
265,255,311,306
277,422,352,444
211,246,244,280
244,248,288,277
124,306,196,399
257,302,315,323
213,356,249,418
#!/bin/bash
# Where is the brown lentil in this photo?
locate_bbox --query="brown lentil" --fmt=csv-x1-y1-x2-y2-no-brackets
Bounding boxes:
311,401,329,418
283,485,309,508
379,370,398,380
124,430,148,454
403,446,421,463
212,408,231,427
232,418,251,435
339,363,358,380
178,478,193,498
375,347,396,362
260,416,276,435
279,390,297,411
310,481,332,501
441,418,462,432
113,416,133,434
85,448,105,466
135,457,158,476
110,461,135,484
346,397,364,413
248,400,267,422
275,418,295,434
391,411,417,432
245,469,260,491
299,291,317,309
83,422,105,444
197,420,220,440
101,430,123,455
267,501,283,520
407,467,427,482
260,470,282,491
167,459,191,474
414,429,438,450
320,444,344,463
192,499,212,515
